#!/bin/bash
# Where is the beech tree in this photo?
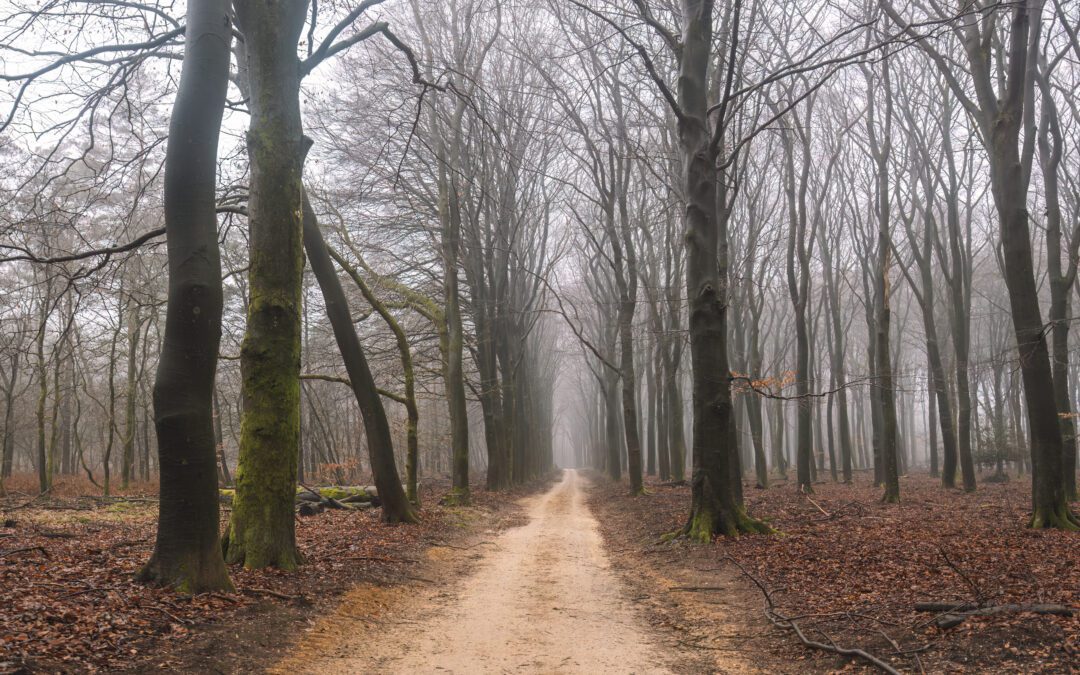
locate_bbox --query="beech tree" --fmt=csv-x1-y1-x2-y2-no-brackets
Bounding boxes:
136,0,233,592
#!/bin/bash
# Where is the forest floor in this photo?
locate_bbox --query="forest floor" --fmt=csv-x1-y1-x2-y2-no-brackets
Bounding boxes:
3,469,1077,673
588,470,1080,674
0,471,552,673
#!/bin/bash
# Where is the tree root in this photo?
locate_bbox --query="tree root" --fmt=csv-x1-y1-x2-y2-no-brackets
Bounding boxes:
1028,504,1080,530
664,507,773,543
242,586,300,601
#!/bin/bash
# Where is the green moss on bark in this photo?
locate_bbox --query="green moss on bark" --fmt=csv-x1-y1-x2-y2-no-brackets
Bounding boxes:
224,296,304,570
440,487,471,507
1029,504,1080,530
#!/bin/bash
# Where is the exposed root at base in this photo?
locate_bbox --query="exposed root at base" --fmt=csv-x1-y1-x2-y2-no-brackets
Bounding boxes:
662,508,774,543
1028,505,1080,531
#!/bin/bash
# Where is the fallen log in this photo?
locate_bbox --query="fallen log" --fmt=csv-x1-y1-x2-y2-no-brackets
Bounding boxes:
916,602,1073,629
298,483,349,510
913,601,977,612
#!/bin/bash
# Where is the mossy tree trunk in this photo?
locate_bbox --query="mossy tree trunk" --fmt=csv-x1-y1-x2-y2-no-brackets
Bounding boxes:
136,0,233,593
223,0,309,570
301,193,417,524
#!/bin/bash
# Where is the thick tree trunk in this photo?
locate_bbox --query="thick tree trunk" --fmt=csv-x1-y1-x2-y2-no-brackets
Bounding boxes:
986,1,1075,528
1039,75,1079,501
674,0,766,540
478,312,509,490
224,0,310,570
136,0,233,592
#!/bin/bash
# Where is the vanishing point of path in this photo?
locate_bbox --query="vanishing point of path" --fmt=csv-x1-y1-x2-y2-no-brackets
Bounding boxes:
274,469,702,674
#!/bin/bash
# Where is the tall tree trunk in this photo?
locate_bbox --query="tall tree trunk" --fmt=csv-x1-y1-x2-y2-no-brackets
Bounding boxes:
439,162,470,504
1038,70,1079,501
122,302,141,489
2,352,21,479
782,125,814,494
35,276,52,494
301,194,417,524
224,0,310,569
327,242,423,506
866,57,900,503
136,0,233,591
675,0,767,539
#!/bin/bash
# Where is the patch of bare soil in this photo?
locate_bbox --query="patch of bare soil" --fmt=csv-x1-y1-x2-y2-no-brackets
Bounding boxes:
273,469,712,674
586,471,1080,674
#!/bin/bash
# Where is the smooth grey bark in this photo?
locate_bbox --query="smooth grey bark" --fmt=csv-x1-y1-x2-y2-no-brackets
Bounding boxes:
136,0,233,592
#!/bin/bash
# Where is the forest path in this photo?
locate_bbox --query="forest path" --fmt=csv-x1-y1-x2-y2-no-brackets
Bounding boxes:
273,469,700,673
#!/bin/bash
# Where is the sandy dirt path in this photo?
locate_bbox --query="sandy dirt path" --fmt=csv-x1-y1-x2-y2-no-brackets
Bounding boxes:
273,469,688,674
